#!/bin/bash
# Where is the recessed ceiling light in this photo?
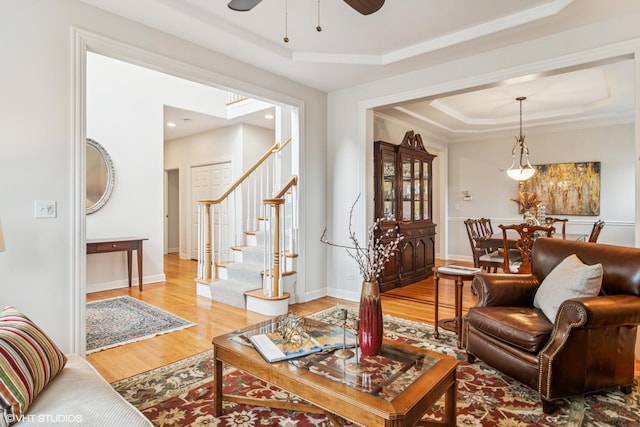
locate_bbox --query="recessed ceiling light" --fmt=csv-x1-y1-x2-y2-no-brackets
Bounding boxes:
264,114,274,120
166,122,176,127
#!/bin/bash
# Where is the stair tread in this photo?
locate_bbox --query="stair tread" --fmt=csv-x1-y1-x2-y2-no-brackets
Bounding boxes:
225,261,262,270
211,278,261,291
244,289,290,301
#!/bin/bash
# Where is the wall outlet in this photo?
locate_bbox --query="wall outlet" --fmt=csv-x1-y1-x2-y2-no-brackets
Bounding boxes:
34,200,57,218
346,273,355,280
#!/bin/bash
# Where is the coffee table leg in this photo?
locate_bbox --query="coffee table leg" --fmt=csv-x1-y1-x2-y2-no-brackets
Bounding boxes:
433,274,440,339
212,347,223,416
443,370,457,426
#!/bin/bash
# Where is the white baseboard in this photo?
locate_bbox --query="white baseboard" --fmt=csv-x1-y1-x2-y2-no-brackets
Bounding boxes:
86,273,166,293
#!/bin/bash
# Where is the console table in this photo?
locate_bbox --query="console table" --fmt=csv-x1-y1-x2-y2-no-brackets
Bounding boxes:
86,237,148,291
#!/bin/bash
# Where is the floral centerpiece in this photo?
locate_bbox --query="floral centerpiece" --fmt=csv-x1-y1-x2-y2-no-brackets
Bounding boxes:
321,195,403,356
511,190,541,224
511,190,540,212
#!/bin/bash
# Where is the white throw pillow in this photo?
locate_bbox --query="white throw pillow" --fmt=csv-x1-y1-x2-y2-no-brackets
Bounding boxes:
533,254,603,322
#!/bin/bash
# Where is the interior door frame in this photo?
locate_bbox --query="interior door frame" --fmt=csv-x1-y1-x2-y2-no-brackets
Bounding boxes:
72,28,306,355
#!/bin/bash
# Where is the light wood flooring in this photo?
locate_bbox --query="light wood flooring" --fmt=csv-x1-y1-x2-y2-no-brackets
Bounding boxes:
87,254,638,383
87,254,471,382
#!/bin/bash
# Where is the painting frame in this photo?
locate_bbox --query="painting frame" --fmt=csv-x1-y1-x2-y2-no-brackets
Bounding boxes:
520,161,600,216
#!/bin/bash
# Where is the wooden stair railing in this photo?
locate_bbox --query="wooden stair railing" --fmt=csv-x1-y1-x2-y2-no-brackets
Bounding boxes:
261,175,298,299
197,138,292,284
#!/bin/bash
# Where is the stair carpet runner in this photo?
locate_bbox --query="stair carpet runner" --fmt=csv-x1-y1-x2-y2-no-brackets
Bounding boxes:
209,230,267,309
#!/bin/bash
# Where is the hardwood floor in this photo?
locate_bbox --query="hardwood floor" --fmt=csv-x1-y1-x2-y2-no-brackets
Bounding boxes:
87,254,470,382
87,254,639,383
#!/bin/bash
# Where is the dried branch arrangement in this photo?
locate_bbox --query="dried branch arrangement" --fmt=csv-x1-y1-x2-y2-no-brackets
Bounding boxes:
320,195,403,282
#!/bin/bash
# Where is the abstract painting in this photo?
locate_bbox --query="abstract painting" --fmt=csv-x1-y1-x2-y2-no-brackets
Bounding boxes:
521,162,600,215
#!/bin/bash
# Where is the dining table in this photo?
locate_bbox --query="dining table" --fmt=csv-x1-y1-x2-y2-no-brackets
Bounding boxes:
475,232,587,250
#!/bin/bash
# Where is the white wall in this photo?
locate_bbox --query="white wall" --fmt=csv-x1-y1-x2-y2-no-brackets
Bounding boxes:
241,125,277,170
326,15,640,300
164,123,274,259
447,124,635,261
86,53,166,291
0,0,326,353
86,53,274,292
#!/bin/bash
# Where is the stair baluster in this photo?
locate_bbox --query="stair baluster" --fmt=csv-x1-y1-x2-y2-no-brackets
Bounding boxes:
196,138,298,315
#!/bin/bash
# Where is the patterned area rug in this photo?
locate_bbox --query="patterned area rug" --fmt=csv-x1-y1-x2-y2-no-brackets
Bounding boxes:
86,296,196,353
112,305,640,426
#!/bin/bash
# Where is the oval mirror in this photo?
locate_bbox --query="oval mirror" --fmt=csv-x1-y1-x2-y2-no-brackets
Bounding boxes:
86,138,115,215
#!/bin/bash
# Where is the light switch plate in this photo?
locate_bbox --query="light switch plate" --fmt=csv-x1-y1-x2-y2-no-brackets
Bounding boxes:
35,200,57,218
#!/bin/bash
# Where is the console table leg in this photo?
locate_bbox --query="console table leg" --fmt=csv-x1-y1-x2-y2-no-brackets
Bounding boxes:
126,249,133,287
455,277,463,348
136,242,143,291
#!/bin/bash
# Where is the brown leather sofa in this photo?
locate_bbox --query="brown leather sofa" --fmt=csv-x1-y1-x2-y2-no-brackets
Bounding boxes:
463,238,640,413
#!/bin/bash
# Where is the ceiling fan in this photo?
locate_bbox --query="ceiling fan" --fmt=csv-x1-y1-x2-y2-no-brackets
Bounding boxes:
228,0,385,15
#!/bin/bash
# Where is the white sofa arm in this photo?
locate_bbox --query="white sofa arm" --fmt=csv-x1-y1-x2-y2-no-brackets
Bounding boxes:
16,355,152,427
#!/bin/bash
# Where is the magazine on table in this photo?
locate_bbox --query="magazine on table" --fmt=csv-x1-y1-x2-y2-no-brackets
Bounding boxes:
233,319,357,363
438,264,482,274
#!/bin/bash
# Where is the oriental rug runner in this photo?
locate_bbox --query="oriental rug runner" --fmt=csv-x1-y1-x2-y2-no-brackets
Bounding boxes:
86,296,196,353
112,305,640,426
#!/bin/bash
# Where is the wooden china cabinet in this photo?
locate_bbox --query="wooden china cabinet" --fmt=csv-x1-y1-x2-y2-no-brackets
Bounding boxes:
374,131,436,292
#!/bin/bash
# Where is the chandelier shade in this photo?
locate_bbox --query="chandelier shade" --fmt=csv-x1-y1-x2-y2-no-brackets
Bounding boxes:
506,97,536,181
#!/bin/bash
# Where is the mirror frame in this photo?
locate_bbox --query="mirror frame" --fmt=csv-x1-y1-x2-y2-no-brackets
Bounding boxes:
86,138,115,215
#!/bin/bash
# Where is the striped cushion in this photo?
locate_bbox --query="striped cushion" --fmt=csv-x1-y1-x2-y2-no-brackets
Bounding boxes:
0,307,67,426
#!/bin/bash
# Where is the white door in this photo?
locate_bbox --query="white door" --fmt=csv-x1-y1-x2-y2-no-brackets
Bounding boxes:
212,163,232,261
191,162,232,260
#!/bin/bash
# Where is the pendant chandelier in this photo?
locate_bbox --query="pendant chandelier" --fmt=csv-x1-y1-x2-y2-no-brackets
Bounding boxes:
506,96,536,181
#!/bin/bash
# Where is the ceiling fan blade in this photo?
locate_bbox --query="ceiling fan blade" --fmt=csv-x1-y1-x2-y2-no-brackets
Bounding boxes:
343,0,385,15
228,0,262,12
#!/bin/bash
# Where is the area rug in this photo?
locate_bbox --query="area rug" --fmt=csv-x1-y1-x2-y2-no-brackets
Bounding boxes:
86,296,196,353
112,305,640,426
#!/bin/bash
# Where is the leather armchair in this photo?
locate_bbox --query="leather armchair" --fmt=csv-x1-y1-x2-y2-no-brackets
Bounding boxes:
463,238,640,413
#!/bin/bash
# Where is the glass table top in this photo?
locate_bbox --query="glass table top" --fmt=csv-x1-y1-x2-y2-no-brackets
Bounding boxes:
290,343,439,401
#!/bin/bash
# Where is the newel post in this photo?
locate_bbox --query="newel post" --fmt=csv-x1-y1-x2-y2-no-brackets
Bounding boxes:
264,197,285,296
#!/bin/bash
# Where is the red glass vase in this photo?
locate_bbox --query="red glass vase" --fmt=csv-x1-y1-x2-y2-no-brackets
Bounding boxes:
358,280,383,357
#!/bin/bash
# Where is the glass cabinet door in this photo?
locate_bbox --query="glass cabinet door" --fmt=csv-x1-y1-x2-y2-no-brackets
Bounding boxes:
422,160,430,220
382,152,396,220
414,159,422,220
402,158,412,220
397,156,432,221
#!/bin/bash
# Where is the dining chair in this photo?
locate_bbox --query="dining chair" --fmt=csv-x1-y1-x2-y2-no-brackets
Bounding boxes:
478,217,494,236
464,218,503,272
498,223,554,274
588,220,605,243
544,217,568,239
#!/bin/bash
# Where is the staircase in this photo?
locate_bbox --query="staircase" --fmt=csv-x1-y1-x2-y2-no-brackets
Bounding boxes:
195,139,298,316
197,228,297,314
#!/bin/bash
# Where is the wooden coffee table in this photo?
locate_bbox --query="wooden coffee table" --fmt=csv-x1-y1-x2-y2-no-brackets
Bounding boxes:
211,318,458,426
